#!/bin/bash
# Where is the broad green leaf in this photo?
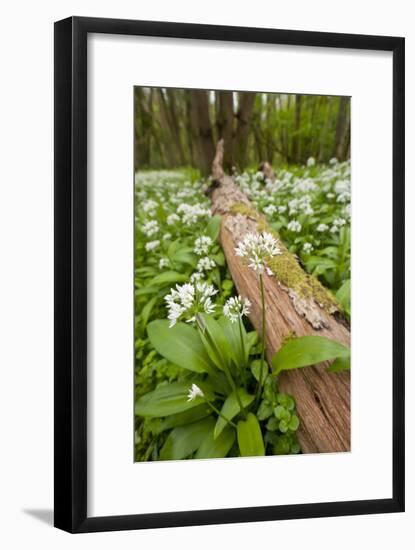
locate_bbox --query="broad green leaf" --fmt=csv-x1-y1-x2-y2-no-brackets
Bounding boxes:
149,271,188,287
135,382,213,418
306,256,337,270
172,249,198,268
237,413,265,457
140,295,158,329
218,316,247,369
197,313,233,371
214,389,255,439
195,426,235,459
336,279,351,315
160,417,215,460
327,354,351,372
250,359,267,383
148,320,214,373
272,335,350,376
206,215,221,241
154,404,212,433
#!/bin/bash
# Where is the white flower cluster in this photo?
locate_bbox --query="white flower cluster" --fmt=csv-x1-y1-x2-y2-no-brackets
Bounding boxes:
165,282,217,327
287,220,302,233
317,223,329,232
166,213,180,225
194,235,213,256
177,203,211,226
223,296,251,323
145,240,160,252
142,220,159,237
303,242,314,254
142,199,158,215
235,232,281,275
196,256,216,272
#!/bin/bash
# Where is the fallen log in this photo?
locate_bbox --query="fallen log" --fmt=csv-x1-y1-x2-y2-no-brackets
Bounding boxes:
211,140,350,454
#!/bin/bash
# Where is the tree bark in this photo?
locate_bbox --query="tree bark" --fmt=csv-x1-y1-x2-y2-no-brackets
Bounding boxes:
166,89,186,165
210,143,350,454
292,94,303,163
234,92,256,171
333,96,350,161
191,91,215,176
216,91,234,172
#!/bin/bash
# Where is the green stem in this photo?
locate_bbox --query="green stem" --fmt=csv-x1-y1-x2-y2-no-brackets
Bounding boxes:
238,317,247,384
256,273,267,402
204,398,237,428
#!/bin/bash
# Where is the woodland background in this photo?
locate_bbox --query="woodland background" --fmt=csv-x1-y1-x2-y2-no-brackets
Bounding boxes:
134,88,351,174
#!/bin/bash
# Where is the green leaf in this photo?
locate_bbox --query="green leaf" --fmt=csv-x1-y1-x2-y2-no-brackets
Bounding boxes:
172,249,198,268
250,359,266,382
148,320,214,373
327,354,350,372
257,400,273,421
160,417,215,460
237,413,265,457
272,335,350,376
214,389,255,439
197,313,232,371
217,316,247,369
154,404,212,433
288,414,300,431
135,382,212,418
195,427,235,459
140,296,158,329
149,271,189,287
206,215,222,241
336,279,351,315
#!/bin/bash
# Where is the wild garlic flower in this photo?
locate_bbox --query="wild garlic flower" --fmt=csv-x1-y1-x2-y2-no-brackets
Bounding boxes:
235,232,281,275
177,203,211,226
303,242,314,254
196,256,216,272
159,257,170,269
142,199,158,214
307,157,316,167
142,220,159,237
263,204,277,217
167,213,180,226
287,220,302,233
194,235,213,255
223,296,251,323
187,383,204,402
190,272,204,283
165,282,217,327
145,240,160,252
317,223,329,232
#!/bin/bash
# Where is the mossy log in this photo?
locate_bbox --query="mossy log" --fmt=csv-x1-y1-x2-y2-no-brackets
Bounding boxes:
211,140,350,454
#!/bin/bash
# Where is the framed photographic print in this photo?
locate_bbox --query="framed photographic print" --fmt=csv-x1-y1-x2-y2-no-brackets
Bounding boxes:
54,16,405,533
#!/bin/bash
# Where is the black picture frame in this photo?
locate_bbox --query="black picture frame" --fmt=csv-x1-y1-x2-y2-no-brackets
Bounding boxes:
54,16,405,533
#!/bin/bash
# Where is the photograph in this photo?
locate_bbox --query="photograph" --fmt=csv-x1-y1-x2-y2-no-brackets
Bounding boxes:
134,87,351,461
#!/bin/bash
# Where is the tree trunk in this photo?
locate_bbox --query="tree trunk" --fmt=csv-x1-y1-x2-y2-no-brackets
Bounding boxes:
216,91,234,172
234,92,256,171
292,94,303,163
333,96,350,161
191,90,215,177
166,89,186,165
210,143,350,454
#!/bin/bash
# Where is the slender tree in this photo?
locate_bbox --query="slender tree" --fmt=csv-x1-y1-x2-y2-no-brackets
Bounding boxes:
216,91,234,171
234,92,256,171
191,90,215,176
